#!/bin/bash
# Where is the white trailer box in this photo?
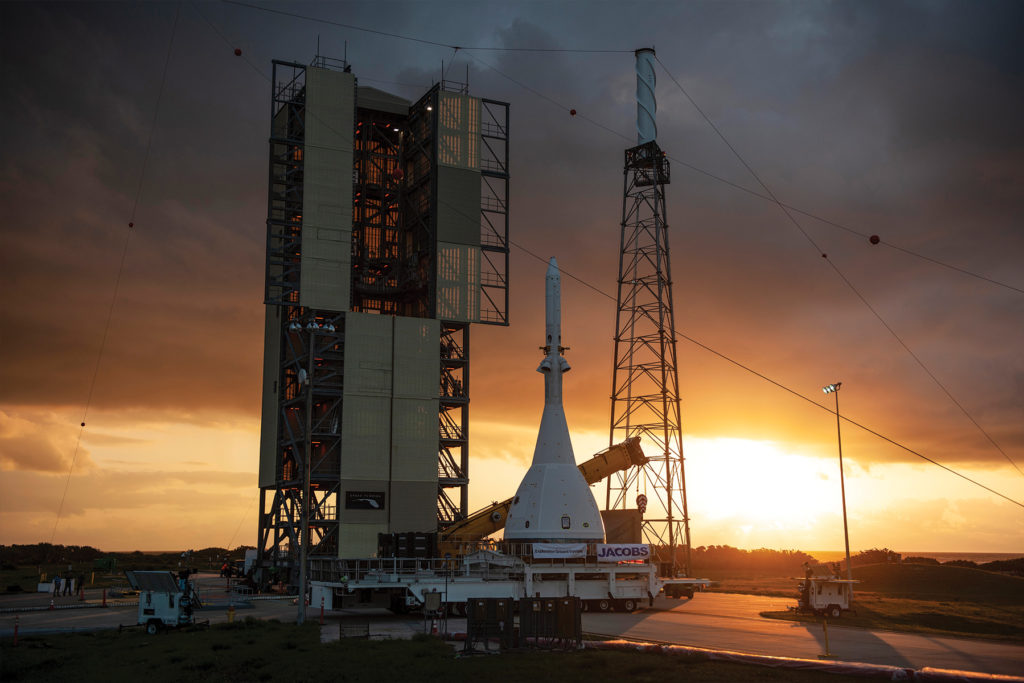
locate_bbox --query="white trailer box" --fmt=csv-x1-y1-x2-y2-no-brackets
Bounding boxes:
125,570,196,633
798,576,855,618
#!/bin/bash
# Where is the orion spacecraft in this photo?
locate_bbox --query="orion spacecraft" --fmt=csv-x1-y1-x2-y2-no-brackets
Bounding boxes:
504,258,605,543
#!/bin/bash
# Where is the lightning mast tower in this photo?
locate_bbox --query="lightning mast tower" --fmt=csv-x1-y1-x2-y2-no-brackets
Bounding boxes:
606,48,691,576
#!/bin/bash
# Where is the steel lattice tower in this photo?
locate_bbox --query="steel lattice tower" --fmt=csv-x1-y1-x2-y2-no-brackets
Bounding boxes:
606,49,691,577
257,56,509,585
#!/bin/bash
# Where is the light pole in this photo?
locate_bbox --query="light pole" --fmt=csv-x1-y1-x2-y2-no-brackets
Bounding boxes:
823,382,853,584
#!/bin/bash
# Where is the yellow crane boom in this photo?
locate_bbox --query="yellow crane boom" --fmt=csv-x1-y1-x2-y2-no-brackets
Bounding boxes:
437,437,646,556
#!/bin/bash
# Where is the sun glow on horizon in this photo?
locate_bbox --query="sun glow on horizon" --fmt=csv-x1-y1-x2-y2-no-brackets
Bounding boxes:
2,409,1020,553
466,423,1024,553
685,437,839,530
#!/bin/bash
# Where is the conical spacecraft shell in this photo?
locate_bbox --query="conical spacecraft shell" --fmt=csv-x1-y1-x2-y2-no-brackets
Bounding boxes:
504,258,605,543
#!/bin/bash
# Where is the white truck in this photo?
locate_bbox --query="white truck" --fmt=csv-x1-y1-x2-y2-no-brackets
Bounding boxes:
310,546,709,615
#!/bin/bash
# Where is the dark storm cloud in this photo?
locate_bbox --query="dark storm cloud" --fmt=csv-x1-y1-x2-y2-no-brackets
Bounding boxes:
0,2,267,414
462,2,1022,472
0,0,1020,478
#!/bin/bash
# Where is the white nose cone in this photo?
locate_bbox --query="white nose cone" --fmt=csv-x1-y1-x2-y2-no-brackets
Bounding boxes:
504,258,605,543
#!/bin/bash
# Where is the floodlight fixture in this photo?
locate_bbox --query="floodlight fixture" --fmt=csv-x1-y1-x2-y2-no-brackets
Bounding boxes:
823,382,842,394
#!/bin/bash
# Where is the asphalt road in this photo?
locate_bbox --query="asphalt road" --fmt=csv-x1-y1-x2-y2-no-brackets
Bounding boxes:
0,574,300,635
581,593,1024,677
3,587,1021,677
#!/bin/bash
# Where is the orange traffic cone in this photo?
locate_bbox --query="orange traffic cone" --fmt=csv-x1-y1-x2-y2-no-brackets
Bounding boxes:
49,598,54,610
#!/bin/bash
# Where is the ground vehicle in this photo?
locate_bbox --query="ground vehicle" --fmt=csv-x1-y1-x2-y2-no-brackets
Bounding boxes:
125,570,198,633
310,544,708,615
797,575,855,618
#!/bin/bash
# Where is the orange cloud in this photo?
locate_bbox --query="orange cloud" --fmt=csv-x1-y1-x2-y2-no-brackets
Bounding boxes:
0,410,95,473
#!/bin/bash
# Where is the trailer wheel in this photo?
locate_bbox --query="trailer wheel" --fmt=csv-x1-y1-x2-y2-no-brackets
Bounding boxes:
580,601,590,612
597,599,612,612
449,602,465,617
621,599,637,612
828,605,841,619
146,620,160,635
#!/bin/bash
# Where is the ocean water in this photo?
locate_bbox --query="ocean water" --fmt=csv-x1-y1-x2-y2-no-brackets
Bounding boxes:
809,550,1022,564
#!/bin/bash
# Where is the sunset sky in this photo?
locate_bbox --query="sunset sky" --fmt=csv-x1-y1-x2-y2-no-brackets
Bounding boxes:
1,1,1021,554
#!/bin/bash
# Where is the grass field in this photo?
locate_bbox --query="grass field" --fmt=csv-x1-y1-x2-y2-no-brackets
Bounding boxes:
700,571,798,597
852,562,1024,603
761,595,1024,642
0,619,878,683
758,563,1024,642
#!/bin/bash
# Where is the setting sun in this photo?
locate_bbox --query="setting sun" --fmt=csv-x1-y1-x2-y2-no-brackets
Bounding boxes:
686,438,837,530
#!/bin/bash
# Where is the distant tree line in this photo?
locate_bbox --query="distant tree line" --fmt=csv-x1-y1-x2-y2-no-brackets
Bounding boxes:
658,545,1023,577
902,555,1024,576
684,545,817,573
0,543,103,566
849,548,1023,575
0,543,254,569
850,548,901,566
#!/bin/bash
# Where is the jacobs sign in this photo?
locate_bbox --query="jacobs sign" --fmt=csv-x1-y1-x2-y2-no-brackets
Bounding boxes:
596,544,651,562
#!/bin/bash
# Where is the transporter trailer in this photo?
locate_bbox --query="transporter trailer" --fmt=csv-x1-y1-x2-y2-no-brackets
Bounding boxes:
310,544,709,615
